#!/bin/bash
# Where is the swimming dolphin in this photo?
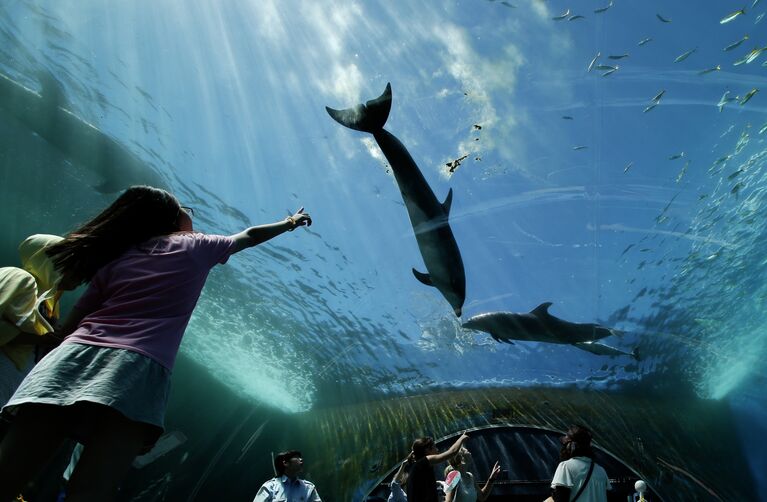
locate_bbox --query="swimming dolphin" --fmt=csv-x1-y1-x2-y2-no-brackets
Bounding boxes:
0,70,166,193
573,341,640,360
326,83,466,317
462,303,633,356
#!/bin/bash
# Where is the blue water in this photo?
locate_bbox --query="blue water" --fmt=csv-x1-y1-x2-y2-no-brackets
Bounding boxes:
1,0,766,498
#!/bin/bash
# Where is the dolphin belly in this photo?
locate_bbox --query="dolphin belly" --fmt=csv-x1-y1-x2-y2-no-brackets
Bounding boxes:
326,83,466,316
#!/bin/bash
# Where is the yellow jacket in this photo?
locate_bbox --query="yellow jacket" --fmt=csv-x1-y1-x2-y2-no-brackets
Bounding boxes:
0,234,63,370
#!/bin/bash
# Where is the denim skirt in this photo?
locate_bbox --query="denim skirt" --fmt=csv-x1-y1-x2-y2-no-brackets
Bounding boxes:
2,342,171,448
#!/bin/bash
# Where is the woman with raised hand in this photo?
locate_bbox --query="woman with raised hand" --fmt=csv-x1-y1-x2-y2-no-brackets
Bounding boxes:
0,185,312,501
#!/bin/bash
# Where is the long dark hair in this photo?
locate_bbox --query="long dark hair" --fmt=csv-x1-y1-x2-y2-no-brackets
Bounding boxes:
559,424,595,460
46,186,182,286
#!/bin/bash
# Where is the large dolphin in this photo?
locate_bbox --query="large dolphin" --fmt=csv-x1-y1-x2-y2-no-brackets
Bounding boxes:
326,83,466,317
463,302,637,358
0,70,166,193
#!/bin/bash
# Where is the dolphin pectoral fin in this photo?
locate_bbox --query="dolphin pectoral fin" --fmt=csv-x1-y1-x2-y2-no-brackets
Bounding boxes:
442,188,453,214
531,302,554,317
412,268,433,286
325,83,392,133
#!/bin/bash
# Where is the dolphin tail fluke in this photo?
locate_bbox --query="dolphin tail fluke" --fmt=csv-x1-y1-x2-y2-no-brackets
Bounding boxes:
325,83,392,133
412,268,433,286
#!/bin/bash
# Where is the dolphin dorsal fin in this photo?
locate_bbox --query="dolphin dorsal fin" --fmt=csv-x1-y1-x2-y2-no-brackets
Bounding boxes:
412,268,433,286
442,188,453,214
531,302,553,316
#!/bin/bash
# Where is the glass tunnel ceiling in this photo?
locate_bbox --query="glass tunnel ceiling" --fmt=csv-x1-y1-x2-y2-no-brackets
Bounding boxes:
1,0,766,498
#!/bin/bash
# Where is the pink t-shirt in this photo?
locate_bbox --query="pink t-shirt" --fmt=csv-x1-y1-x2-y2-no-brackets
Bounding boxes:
64,232,236,369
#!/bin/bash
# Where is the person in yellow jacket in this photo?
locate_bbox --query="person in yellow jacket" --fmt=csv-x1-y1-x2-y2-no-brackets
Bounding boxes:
0,234,67,406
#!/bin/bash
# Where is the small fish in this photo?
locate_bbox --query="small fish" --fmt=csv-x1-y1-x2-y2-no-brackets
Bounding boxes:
473,124,482,130
623,161,634,173
740,88,759,105
745,47,766,63
674,48,697,63
724,35,749,51
608,54,629,60
676,160,690,183
756,12,765,23
657,13,672,23
720,9,746,24
697,65,721,75
754,0,761,8
562,116,574,120
595,64,618,71
651,90,666,102
601,68,618,77
669,152,685,160
500,1,516,7
573,145,588,150
553,9,570,20
587,52,601,72
638,37,653,46
733,54,750,65
446,154,470,174
643,103,658,113
569,14,586,21
594,1,613,13
759,123,767,134
731,182,744,195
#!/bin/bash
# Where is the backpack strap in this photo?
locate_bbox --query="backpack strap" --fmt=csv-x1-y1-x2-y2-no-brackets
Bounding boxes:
571,460,595,502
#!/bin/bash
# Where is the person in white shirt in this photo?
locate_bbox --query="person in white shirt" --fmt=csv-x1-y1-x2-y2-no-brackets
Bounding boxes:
253,450,321,502
549,425,611,502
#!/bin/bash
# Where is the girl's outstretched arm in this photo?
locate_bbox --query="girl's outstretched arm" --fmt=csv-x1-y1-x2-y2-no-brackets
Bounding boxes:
230,208,312,254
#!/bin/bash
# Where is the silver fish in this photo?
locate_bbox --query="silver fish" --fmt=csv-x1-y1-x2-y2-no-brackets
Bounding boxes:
720,9,746,24
669,152,685,160
754,0,761,8
643,103,658,113
698,65,721,75
651,90,666,102
595,64,618,71
553,9,570,20
733,54,749,65
594,1,613,13
758,123,767,134
608,54,629,60
573,145,588,150
657,13,672,23
587,52,601,72
745,47,765,63
638,37,653,46
740,88,759,105
674,48,697,62
562,116,574,120
601,68,618,77
756,12,765,23
724,35,749,51
676,160,690,183
569,14,586,21
623,161,634,173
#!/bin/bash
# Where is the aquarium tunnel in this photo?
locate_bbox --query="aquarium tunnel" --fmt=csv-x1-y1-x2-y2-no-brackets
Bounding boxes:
0,0,765,500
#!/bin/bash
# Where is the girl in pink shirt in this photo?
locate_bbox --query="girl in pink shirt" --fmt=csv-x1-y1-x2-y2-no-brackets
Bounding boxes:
0,185,311,501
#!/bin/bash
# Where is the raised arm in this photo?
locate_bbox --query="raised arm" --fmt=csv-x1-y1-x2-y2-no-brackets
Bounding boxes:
478,461,501,501
230,208,312,254
427,432,469,465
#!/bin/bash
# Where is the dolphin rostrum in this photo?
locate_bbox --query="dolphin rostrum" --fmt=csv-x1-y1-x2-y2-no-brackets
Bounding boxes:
463,302,637,358
0,70,166,193
326,83,466,317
